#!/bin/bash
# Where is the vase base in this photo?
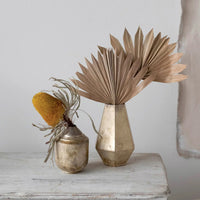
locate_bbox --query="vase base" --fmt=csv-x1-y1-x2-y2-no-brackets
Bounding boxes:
102,159,127,167
96,148,133,167
56,161,88,174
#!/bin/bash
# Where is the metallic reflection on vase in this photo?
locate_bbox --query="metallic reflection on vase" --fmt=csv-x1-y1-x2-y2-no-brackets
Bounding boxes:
55,126,89,173
96,104,134,167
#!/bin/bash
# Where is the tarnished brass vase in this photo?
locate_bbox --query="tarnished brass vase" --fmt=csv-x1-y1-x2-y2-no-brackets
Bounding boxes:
55,126,89,173
96,104,134,167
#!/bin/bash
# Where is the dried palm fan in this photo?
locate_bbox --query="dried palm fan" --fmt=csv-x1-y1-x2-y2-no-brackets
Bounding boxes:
72,48,155,105
103,27,187,83
72,28,187,167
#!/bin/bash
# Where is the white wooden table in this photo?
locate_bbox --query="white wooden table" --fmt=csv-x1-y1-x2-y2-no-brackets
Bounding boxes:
0,152,170,200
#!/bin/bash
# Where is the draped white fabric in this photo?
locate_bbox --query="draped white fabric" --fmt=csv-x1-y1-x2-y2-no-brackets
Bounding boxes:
177,0,200,158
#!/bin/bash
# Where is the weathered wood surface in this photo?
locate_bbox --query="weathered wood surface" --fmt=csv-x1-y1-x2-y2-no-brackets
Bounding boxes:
0,152,170,200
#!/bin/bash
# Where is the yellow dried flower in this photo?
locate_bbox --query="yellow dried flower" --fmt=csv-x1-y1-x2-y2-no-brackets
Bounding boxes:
32,92,65,127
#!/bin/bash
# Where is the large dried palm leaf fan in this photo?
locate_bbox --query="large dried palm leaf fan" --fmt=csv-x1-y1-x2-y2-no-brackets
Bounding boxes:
72,27,187,167
72,48,154,105
104,27,187,83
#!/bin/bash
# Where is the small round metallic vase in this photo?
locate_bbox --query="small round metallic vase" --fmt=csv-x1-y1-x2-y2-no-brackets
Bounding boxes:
55,126,89,173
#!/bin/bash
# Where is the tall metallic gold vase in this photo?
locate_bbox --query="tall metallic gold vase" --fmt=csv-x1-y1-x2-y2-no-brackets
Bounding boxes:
96,104,134,167
55,126,89,173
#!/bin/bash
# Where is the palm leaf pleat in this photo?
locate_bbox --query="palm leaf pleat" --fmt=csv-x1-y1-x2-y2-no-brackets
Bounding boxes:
72,48,155,104
108,27,187,83
72,27,187,105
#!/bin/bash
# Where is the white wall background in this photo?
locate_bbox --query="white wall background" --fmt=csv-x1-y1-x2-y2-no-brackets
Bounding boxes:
0,0,200,199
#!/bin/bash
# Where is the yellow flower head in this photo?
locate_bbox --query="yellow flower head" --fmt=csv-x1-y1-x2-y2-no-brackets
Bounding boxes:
32,92,65,127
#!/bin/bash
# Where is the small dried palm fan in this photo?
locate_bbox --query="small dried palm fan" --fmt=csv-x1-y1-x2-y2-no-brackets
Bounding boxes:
72,27,187,167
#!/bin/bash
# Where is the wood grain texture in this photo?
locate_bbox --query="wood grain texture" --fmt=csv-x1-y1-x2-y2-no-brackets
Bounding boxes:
0,152,170,200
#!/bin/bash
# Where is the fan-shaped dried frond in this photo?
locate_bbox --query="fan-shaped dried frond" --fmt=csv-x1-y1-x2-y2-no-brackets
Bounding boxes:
108,27,187,83
72,48,156,105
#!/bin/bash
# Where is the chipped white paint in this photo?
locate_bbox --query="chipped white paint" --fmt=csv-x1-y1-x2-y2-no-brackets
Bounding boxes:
0,152,169,199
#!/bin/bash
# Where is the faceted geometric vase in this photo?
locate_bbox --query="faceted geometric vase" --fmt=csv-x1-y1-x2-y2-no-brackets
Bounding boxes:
96,104,135,167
